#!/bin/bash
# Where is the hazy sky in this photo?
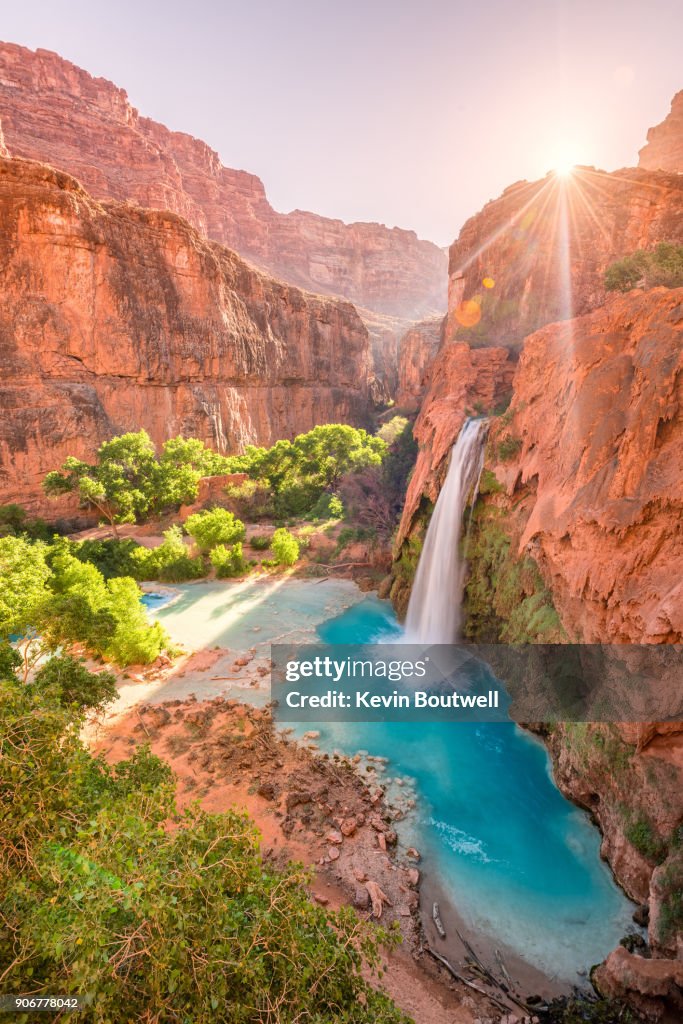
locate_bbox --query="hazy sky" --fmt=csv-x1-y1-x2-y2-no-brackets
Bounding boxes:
2,1,681,244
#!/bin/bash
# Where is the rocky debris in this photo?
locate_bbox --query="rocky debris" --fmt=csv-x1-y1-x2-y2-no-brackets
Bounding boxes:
257,782,276,801
339,818,357,837
0,42,446,322
406,847,421,862
365,880,393,919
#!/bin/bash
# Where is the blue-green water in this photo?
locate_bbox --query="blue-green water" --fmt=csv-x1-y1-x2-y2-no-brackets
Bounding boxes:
314,596,635,983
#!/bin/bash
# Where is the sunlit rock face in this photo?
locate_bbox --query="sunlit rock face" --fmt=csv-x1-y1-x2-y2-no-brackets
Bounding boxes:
444,166,683,350
0,158,373,512
395,316,444,412
639,90,683,173
0,42,446,320
500,288,683,644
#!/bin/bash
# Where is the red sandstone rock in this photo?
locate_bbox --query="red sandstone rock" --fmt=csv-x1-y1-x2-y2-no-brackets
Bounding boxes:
505,288,683,644
445,167,683,350
395,316,444,411
639,90,683,173
0,157,373,512
594,946,683,1021
0,43,446,320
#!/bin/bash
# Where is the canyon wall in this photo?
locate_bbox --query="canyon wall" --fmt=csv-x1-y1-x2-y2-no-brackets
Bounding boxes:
395,316,444,412
639,90,683,172
445,166,683,350
0,157,373,512
0,42,446,321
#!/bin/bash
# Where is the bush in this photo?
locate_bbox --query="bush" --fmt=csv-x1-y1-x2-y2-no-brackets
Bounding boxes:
271,528,300,566
605,242,683,292
0,503,52,542
0,683,405,1023
184,508,245,553
130,526,206,583
209,542,247,578
74,537,143,579
249,533,272,550
30,655,118,714
310,491,344,520
625,816,668,863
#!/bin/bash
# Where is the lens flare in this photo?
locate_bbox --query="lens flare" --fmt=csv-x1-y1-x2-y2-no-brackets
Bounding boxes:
455,298,482,328
482,277,495,289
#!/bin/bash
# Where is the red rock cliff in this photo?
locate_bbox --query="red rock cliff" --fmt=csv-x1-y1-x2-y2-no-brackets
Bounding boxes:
639,90,683,172
0,157,373,512
445,166,683,349
395,316,444,412
496,289,683,644
0,43,446,320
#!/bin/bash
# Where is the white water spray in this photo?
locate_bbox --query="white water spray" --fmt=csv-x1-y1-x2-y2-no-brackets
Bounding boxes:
405,418,488,644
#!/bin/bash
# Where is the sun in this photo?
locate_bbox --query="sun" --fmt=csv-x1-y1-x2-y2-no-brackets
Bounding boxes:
549,141,579,179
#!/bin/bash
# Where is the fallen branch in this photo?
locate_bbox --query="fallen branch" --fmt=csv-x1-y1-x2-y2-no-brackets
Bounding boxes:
425,947,511,1013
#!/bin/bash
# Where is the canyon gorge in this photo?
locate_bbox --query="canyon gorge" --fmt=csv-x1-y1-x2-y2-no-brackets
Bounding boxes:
1,36,682,1022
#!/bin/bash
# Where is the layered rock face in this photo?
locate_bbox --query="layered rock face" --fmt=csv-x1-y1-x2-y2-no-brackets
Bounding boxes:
639,90,683,172
498,289,683,644
445,166,683,349
395,316,444,412
0,158,373,512
0,43,446,320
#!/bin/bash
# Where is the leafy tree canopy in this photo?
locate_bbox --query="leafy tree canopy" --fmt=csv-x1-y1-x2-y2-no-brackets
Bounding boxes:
44,431,231,530
185,508,246,553
0,680,406,1023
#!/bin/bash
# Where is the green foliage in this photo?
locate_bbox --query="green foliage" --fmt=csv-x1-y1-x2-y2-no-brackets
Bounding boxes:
185,508,246,553
271,528,300,566
624,815,668,864
0,503,52,541
225,424,387,521
0,683,405,1023
310,491,344,520
339,419,417,536
43,431,231,528
209,543,247,578
0,535,51,639
463,505,565,643
605,242,683,292
657,849,683,943
130,526,206,583
478,468,505,495
377,415,409,445
496,435,522,462
249,533,272,551
73,537,143,579
30,655,118,714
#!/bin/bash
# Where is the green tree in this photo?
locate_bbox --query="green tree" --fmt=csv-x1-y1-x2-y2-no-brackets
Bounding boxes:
185,508,246,553
605,243,683,292
0,682,406,1023
30,655,118,714
131,525,206,583
271,528,300,566
209,542,247,578
0,536,52,681
44,432,232,532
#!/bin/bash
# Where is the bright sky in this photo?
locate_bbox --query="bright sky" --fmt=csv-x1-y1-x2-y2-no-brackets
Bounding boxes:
2,0,681,245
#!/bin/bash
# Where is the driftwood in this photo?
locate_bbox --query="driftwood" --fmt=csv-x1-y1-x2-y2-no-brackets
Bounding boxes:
365,880,392,918
432,901,446,938
495,947,514,989
425,948,511,1013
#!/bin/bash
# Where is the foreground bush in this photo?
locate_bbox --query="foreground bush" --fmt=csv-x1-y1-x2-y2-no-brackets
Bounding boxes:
0,681,405,1023
271,528,300,566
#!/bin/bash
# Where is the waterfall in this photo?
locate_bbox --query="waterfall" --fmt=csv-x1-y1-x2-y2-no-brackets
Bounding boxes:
405,418,488,644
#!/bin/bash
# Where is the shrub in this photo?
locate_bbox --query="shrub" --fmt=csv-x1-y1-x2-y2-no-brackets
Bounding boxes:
209,543,247,578
249,533,272,550
0,503,52,541
310,492,344,520
0,683,405,1023
30,655,118,714
74,537,143,579
184,507,245,553
625,816,668,863
605,242,683,292
497,435,522,461
224,479,274,520
271,528,300,566
130,526,206,583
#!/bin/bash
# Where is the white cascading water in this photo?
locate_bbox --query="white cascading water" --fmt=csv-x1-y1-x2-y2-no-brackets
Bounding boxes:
405,418,488,644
